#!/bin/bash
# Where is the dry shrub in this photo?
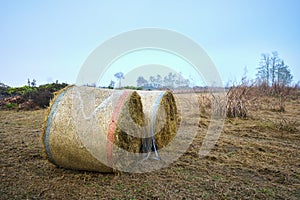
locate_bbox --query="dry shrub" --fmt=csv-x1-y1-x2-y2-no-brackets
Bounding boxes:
198,85,250,119
244,82,299,113
198,92,226,117
226,84,253,118
211,93,226,117
270,83,299,100
225,81,291,115
198,93,212,114
267,84,299,112
198,82,299,119
256,82,299,100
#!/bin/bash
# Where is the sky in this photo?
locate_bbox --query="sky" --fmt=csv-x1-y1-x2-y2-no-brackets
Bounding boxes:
0,0,299,87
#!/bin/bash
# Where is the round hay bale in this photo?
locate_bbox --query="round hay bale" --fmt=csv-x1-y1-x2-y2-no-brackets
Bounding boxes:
138,90,178,153
42,86,144,172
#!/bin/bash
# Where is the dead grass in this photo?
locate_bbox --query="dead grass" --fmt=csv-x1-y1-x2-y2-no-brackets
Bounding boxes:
1,95,300,199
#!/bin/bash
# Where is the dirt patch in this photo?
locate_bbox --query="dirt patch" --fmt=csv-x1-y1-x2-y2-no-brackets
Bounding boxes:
1,95,299,199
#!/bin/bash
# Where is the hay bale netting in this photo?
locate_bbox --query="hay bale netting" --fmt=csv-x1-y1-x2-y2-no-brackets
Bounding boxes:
42,86,144,172
138,90,178,151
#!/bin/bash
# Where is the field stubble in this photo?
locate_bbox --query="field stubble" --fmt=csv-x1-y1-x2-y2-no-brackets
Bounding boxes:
0,93,299,199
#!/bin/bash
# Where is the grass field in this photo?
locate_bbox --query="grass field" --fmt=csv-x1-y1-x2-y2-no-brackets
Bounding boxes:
0,95,299,199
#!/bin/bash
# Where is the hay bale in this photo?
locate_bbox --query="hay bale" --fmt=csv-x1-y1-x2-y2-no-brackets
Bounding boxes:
138,90,178,154
42,86,144,172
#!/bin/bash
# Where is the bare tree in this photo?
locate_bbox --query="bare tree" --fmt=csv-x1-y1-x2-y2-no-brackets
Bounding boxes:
136,76,148,87
277,62,293,86
270,51,280,85
256,52,293,87
114,72,124,88
156,74,162,88
31,79,37,87
149,76,155,87
257,53,270,85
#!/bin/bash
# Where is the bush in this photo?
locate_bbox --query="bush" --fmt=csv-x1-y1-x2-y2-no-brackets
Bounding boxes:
8,86,35,96
24,88,53,108
0,82,69,110
24,83,68,108
5,102,18,109
226,84,252,118
38,83,69,93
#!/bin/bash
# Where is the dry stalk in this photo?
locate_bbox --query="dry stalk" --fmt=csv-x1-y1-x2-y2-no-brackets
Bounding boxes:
226,85,251,118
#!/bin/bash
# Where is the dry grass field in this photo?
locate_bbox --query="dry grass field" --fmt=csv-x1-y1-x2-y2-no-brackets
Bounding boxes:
0,94,299,199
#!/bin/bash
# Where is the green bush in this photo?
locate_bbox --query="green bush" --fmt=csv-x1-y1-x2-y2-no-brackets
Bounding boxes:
8,86,36,96
5,102,18,109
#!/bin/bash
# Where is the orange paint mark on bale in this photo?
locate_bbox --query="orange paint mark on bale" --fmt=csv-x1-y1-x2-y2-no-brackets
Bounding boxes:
106,90,130,168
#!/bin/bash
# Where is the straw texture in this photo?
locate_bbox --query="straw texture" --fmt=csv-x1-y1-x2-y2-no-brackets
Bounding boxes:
42,86,143,172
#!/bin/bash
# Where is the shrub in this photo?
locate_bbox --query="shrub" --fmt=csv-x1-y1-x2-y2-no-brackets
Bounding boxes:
24,83,68,108
226,84,252,118
0,82,69,110
5,102,18,109
8,86,35,96
28,88,53,108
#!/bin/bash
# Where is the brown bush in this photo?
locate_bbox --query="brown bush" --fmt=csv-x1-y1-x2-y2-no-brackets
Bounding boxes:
226,84,253,118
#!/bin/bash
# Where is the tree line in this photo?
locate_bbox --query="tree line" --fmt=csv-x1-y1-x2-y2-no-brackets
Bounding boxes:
112,52,295,89
136,72,190,89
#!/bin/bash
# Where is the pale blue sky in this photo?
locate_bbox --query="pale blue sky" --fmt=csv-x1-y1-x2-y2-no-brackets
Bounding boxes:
1,0,299,86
